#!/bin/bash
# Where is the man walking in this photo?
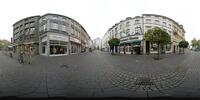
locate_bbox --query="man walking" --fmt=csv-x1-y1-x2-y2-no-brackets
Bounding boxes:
28,46,33,64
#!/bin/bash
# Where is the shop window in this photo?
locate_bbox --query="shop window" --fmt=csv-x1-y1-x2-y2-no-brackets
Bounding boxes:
166,44,171,51
151,43,158,51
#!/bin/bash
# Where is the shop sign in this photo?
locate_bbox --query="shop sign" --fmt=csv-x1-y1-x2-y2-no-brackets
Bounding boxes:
70,37,81,44
120,36,140,42
49,34,68,42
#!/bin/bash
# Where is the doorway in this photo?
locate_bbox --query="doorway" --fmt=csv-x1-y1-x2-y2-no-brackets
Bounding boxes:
146,41,150,54
135,47,141,55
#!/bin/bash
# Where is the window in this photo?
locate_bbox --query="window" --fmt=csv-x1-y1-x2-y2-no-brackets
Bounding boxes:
71,24,74,29
20,25,23,28
115,27,118,32
25,23,29,27
135,20,140,24
126,21,130,27
20,30,23,35
151,43,158,51
135,26,142,34
25,28,29,35
168,30,172,34
169,24,171,28
145,19,151,23
155,20,160,24
30,27,35,34
126,29,130,35
163,28,167,32
163,22,166,26
119,24,122,29
120,31,123,37
60,25,67,32
51,23,59,30
166,44,171,51
145,26,152,28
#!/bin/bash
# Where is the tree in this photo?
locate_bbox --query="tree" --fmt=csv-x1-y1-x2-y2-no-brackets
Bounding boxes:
191,38,200,51
191,38,198,49
178,40,189,54
144,27,171,59
0,39,11,50
108,38,120,54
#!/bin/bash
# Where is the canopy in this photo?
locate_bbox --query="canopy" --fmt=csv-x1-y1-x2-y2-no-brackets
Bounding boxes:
120,40,142,45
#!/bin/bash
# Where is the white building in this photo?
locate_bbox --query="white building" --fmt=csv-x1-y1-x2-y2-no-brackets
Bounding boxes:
92,37,102,50
102,14,185,54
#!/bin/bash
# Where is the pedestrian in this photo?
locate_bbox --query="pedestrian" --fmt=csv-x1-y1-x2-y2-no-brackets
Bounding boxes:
53,47,57,54
28,47,33,64
18,48,24,64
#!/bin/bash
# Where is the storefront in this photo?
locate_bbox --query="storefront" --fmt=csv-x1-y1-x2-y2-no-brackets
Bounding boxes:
70,37,81,54
119,35,143,54
145,42,172,54
39,32,69,56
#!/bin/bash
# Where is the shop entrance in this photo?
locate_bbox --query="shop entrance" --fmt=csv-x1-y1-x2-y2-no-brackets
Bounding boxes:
50,45,67,55
135,47,141,55
49,40,67,55
146,41,150,54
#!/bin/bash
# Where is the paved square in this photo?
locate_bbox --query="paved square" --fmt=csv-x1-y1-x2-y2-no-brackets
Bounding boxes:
0,50,199,98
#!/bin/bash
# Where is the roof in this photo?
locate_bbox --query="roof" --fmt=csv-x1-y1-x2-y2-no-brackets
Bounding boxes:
142,14,185,33
13,15,40,26
41,13,91,39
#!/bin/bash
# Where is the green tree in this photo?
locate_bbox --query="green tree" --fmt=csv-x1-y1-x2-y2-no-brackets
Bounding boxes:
144,27,171,59
191,38,198,49
108,38,120,54
0,39,11,50
178,40,189,54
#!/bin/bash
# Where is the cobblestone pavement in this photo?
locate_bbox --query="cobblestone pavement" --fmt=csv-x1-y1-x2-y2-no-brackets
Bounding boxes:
0,50,199,98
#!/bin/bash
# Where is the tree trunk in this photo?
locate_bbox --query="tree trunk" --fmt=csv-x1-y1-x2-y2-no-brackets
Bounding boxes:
124,46,126,54
157,43,160,59
183,48,185,54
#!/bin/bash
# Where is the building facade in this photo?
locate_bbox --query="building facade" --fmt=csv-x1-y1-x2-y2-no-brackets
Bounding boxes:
92,37,102,50
102,14,185,54
13,13,91,56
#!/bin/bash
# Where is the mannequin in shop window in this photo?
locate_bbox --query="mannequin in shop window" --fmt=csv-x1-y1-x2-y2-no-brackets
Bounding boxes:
60,48,64,54
53,47,57,54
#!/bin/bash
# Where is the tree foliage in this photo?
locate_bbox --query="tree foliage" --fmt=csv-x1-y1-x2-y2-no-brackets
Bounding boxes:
178,40,189,48
108,38,120,54
144,27,171,45
144,27,171,59
178,40,189,54
108,38,120,48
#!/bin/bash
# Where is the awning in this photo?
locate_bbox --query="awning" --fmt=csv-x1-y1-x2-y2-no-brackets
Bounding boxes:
120,40,142,45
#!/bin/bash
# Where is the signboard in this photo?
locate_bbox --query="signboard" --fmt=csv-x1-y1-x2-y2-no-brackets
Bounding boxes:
70,37,81,44
41,37,47,42
49,34,68,42
120,35,143,44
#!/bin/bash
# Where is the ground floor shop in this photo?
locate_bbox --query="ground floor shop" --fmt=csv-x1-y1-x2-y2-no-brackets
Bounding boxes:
13,42,38,55
39,33,69,56
70,42,81,54
119,41,142,54
39,32,82,56
104,35,182,55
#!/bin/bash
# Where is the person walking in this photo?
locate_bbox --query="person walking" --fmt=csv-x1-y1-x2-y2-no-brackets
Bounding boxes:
28,46,33,64
18,47,24,64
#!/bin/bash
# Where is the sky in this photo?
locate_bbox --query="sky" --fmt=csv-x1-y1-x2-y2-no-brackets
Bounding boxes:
0,0,199,43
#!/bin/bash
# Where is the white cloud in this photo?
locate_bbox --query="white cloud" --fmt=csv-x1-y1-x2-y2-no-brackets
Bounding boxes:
0,0,199,43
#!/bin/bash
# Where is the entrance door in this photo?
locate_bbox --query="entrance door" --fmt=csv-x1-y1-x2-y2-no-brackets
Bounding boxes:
146,41,150,54
42,46,45,54
135,47,141,55
173,45,176,53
